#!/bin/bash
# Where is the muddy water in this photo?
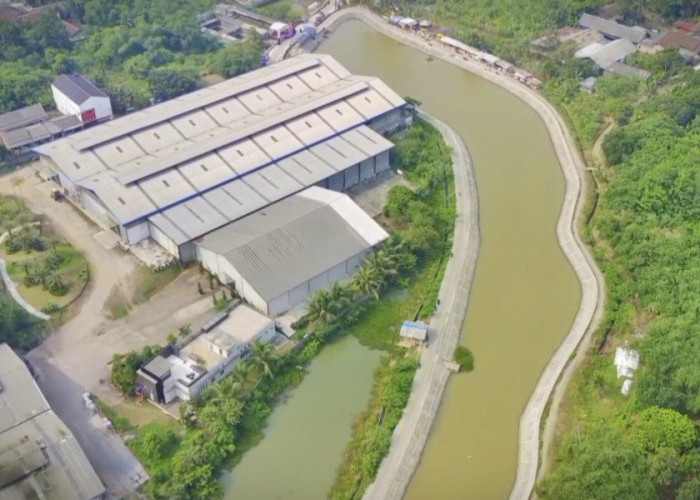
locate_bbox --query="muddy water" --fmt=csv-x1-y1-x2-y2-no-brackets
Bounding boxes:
224,335,381,499
319,21,580,499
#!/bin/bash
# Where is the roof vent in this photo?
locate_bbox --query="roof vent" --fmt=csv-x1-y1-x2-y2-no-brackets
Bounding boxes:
118,197,125,205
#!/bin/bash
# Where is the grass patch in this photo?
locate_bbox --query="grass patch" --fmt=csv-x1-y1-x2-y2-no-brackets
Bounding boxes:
132,262,182,304
96,399,136,433
112,303,130,319
3,240,89,316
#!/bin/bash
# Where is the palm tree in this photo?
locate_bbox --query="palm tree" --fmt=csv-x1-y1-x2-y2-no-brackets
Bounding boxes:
231,361,251,384
351,264,382,300
250,341,275,382
206,376,242,404
305,288,337,324
43,270,67,295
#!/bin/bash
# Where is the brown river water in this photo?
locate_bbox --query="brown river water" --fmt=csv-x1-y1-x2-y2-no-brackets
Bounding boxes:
225,19,580,500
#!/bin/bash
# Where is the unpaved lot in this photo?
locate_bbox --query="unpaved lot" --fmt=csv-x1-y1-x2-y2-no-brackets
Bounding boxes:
0,166,218,496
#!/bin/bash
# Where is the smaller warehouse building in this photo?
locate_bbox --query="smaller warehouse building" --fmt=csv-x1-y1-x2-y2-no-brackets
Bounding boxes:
51,74,112,124
137,304,275,405
196,186,389,316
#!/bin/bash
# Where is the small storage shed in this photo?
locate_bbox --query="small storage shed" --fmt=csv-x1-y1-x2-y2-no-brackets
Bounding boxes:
400,320,429,345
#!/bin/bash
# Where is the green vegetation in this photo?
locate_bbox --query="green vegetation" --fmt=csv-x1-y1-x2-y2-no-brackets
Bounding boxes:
540,66,700,498
122,118,455,499
96,398,136,433
3,228,89,313
132,262,182,304
453,345,474,372
330,356,419,499
0,0,264,114
110,344,161,396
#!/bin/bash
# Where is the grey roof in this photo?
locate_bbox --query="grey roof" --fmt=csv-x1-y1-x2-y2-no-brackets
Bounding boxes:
400,321,428,341
142,355,172,380
1,123,51,150
605,61,651,79
0,104,47,133
45,114,83,135
36,55,403,228
52,74,108,105
578,13,648,43
0,344,105,500
196,186,389,301
0,345,49,434
577,39,636,68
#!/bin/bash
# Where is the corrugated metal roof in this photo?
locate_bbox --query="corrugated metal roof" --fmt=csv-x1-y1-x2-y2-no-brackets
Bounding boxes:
38,55,404,227
0,345,105,500
52,74,107,105
0,104,47,133
578,13,648,43
196,186,388,301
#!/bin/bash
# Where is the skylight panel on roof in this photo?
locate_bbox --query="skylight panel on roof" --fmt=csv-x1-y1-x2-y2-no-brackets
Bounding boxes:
346,89,393,119
252,126,303,161
316,101,365,132
204,98,251,126
137,169,196,209
218,139,270,175
177,153,233,191
296,66,340,90
237,87,283,114
267,76,312,102
285,112,334,145
242,165,302,202
131,123,182,154
92,137,146,168
171,110,219,139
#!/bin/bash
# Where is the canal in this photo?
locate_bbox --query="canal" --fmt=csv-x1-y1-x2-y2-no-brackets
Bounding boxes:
224,334,381,499
318,20,580,499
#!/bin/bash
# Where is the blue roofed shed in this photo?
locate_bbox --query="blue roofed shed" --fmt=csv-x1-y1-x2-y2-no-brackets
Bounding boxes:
400,320,428,343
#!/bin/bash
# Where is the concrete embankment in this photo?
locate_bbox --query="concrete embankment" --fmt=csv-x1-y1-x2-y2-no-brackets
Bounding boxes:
314,8,605,500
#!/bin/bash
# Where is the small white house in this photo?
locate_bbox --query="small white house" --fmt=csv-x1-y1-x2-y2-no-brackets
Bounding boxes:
51,74,112,124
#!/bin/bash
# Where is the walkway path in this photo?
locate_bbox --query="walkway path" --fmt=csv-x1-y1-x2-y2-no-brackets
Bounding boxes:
0,223,50,320
313,8,605,500
362,110,480,500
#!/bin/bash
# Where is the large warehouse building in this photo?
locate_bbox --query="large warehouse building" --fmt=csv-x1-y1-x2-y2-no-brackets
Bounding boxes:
196,186,389,316
35,54,410,262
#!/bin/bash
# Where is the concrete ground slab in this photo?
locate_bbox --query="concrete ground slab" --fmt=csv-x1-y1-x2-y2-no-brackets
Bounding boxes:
94,230,119,250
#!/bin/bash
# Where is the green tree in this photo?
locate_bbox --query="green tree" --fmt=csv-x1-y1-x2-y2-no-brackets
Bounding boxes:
453,346,474,372
250,341,276,381
147,68,197,102
633,407,697,453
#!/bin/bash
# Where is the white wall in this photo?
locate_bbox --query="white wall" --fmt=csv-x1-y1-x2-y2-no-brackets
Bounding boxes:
149,222,179,256
51,85,81,117
125,222,149,244
80,189,111,229
82,96,112,122
51,87,112,123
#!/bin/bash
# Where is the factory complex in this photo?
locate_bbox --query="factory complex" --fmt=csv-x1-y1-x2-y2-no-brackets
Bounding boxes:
35,54,412,316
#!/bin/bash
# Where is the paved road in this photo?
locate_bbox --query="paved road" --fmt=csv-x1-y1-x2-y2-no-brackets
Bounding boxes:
29,358,148,498
314,8,605,500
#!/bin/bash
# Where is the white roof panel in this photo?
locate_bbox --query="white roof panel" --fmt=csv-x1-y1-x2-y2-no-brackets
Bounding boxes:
296,65,341,90
203,179,269,221
131,123,183,154
219,139,270,174
92,137,145,168
243,165,302,201
161,197,228,239
277,154,334,185
137,169,196,209
267,75,312,101
237,87,283,114
252,125,304,160
80,174,156,224
177,154,233,191
285,112,334,145
340,126,394,157
171,110,219,139
204,97,252,126
316,101,365,132
346,88,393,120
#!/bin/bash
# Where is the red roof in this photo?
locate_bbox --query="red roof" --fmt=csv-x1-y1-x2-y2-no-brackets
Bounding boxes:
673,20,700,34
659,31,700,53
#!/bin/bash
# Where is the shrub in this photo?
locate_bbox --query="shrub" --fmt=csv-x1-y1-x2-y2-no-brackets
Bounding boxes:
454,346,474,372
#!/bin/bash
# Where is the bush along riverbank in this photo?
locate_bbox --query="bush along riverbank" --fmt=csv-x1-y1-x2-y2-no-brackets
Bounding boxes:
125,118,455,499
